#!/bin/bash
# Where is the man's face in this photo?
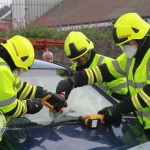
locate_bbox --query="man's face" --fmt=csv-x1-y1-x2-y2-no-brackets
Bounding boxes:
74,52,89,66
43,53,53,62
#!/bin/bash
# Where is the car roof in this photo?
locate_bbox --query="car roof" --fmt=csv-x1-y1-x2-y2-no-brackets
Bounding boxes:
32,59,67,69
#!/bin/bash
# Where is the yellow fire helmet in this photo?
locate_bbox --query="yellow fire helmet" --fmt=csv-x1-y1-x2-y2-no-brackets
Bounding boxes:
113,12,150,45
64,31,94,60
1,35,35,71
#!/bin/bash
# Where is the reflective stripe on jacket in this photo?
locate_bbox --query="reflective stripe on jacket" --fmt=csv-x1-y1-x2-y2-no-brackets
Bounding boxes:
84,50,150,129
0,58,37,127
71,54,127,96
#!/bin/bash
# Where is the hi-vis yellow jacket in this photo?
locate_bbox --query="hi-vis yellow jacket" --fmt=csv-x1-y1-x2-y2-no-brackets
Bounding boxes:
70,54,128,98
83,50,150,129
0,58,38,140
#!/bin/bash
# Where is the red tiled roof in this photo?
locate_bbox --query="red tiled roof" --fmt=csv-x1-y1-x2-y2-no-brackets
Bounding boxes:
40,0,150,26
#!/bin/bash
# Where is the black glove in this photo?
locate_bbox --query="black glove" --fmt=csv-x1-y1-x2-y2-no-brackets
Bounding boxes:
98,96,137,123
43,92,67,112
26,98,43,114
56,78,74,100
98,105,122,123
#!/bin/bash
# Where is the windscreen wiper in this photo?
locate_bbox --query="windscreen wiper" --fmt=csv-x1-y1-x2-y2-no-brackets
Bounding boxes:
7,122,38,129
49,119,82,126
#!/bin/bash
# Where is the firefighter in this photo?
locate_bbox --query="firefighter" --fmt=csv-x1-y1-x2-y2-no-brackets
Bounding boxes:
56,12,150,129
0,35,67,141
64,31,127,101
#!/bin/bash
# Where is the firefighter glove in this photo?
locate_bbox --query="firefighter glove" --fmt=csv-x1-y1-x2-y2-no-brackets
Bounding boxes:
26,98,43,114
44,92,67,112
56,77,74,100
98,105,122,123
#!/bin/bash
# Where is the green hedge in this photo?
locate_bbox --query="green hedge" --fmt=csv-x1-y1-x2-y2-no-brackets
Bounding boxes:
0,23,113,40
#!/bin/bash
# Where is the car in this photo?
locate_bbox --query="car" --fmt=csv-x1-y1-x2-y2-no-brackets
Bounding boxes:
1,59,150,150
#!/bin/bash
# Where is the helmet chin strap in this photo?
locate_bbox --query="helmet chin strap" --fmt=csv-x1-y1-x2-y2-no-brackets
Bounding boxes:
136,37,147,53
87,50,91,62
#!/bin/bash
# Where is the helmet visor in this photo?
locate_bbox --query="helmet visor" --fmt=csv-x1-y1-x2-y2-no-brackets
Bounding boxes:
72,50,91,66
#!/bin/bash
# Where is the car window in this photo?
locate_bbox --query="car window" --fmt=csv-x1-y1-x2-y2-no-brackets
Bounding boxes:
8,68,113,126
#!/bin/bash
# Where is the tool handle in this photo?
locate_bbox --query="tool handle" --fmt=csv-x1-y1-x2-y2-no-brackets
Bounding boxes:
41,94,56,112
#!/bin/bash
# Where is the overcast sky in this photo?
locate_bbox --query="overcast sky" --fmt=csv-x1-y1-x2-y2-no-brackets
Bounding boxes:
0,0,12,8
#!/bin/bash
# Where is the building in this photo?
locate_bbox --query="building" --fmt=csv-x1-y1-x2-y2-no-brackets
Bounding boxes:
0,0,150,30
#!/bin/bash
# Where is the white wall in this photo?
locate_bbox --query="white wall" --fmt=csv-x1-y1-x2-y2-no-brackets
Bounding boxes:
12,0,25,28
12,0,62,28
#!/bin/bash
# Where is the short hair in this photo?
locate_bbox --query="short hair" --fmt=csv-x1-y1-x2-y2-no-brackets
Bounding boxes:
42,51,53,58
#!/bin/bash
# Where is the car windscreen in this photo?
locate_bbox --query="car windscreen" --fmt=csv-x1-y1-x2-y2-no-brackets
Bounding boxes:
8,68,113,126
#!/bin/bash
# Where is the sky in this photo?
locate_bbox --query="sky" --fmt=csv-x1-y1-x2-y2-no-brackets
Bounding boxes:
0,0,12,8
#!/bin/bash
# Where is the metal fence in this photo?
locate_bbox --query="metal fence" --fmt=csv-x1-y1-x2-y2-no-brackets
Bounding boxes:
0,0,150,30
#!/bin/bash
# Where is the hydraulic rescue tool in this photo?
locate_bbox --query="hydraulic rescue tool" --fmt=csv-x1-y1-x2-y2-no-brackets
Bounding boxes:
41,93,65,113
79,114,105,129
79,114,137,129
